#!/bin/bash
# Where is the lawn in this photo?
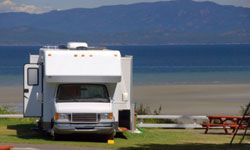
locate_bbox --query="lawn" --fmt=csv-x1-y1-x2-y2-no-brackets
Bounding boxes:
0,118,249,150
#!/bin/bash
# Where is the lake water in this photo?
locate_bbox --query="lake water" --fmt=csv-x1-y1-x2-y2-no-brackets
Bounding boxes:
1,44,250,86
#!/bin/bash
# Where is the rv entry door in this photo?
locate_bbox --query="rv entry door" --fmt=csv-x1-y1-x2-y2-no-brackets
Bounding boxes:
23,64,42,117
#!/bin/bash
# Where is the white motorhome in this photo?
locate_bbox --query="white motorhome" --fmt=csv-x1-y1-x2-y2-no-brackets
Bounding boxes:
23,42,133,139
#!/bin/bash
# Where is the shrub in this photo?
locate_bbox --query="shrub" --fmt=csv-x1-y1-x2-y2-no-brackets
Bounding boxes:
0,106,14,114
135,104,152,115
135,104,175,124
240,104,250,116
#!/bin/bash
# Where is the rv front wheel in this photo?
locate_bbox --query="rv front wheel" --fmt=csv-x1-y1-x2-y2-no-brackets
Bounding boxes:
53,133,62,140
36,119,42,130
105,129,116,140
50,129,62,140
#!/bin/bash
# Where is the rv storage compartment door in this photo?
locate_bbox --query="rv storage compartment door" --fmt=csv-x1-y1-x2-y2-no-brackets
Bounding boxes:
23,64,42,117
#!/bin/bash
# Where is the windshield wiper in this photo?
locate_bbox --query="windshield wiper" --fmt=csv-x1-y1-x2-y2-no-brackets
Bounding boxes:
57,98,109,102
59,98,81,102
86,98,109,102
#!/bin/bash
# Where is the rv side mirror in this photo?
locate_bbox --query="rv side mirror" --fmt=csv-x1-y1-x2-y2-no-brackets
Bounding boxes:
36,92,42,102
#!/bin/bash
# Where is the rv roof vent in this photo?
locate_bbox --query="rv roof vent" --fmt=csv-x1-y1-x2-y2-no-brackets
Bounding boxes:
67,42,88,50
43,45,58,49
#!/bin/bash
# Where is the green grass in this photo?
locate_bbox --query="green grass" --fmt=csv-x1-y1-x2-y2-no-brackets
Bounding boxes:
0,118,249,149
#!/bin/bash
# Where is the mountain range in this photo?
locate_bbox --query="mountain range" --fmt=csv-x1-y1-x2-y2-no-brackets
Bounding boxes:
0,0,250,45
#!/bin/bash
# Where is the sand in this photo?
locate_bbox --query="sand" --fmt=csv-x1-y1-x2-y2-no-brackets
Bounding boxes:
133,84,250,115
0,86,23,112
0,84,250,115
0,86,22,103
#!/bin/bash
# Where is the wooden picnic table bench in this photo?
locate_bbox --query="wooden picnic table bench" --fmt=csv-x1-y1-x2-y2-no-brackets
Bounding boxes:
202,115,250,134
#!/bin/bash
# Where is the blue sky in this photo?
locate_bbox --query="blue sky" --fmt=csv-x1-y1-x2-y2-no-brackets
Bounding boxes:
0,0,250,14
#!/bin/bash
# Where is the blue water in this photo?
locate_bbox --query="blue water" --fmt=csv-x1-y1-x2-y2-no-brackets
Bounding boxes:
1,44,250,86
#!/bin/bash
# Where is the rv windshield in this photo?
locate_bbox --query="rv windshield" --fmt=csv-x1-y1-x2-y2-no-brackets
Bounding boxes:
56,84,109,103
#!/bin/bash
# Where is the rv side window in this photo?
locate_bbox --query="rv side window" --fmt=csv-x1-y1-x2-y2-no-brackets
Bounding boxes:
27,68,39,86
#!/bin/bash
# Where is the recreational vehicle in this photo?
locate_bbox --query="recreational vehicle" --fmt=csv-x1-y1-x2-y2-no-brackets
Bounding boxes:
23,42,133,139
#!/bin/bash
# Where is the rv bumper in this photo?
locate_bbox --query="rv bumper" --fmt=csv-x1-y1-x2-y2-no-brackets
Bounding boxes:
53,122,115,134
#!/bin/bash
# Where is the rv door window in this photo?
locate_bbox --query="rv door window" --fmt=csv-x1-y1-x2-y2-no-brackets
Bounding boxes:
27,68,39,86
56,84,109,103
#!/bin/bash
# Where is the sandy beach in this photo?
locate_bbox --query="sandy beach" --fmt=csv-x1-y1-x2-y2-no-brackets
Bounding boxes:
1,84,250,115
0,86,22,103
0,86,23,112
134,84,250,115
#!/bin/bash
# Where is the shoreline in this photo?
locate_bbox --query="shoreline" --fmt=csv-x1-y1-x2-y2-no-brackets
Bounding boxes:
1,83,250,115
1,43,250,47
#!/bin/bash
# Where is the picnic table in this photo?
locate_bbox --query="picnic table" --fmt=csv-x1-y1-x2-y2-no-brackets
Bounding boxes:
202,115,250,134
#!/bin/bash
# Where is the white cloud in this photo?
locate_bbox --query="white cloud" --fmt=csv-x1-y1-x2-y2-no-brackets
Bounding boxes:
0,0,48,13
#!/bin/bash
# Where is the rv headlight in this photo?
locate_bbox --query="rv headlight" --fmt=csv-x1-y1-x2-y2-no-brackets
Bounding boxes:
54,113,71,122
100,113,113,120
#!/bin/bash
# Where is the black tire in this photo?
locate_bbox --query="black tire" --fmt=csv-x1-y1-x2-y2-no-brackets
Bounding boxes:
105,130,116,140
50,124,61,141
51,129,62,141
51,119,55,129
52,133,62,141
37,120,42,130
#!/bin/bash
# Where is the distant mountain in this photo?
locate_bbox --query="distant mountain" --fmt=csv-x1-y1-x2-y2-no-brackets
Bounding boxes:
0,0,250,45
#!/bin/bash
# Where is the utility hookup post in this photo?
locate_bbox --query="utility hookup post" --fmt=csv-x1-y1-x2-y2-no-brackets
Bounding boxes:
130,103,142,133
